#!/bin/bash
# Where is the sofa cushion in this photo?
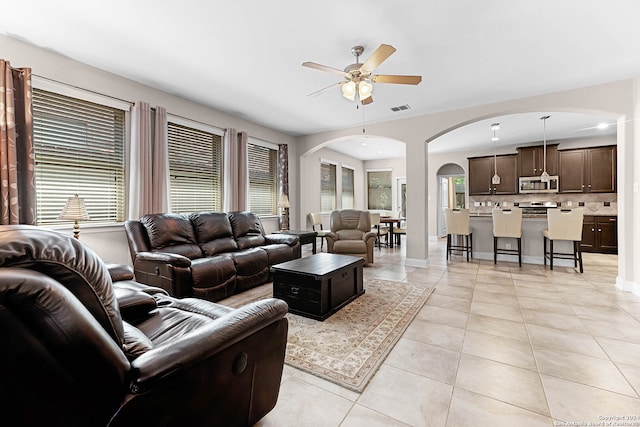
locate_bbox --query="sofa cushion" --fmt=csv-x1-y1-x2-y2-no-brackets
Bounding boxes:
228,211,266,249
190,256,237,301
262,244,298,266
140,214,202,259
190,212,238,256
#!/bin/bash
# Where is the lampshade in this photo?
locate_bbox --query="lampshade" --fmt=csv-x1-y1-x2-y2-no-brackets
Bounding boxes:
277,194,291,209
341,81,356,101
58,194,90,221
358,80,373,100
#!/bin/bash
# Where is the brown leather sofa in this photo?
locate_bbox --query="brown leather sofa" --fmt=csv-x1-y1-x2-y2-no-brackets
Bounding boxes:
0,225,288,427
125,211,301,302
326,209,377,264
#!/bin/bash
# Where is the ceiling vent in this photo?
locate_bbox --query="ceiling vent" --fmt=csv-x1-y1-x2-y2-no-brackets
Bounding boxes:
390,104,411,112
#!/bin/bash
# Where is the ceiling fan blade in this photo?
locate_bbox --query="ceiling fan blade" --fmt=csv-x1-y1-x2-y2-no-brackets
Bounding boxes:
307,82,342,97
372,74,422,85
302,61,347,76
361,96,374,105
361,44,396,72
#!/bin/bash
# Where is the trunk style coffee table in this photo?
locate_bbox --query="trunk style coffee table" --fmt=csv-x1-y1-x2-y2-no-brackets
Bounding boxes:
271,253,364,321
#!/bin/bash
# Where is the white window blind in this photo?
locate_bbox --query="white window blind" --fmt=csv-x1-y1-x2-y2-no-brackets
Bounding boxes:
168,122,223,213
367,170,392,210
320,162,336,212
32,88,126,225
341,167,354,209
248,143,278,215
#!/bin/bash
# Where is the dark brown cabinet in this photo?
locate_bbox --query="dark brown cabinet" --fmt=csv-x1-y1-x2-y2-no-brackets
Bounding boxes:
468,154,517,195
517,144,558,177
580,215,617,254
559,146,616,193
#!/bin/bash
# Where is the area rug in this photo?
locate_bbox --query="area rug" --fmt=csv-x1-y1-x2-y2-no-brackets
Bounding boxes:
223,279,434,393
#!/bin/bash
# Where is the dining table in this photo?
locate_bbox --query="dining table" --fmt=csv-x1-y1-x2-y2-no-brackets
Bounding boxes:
379,216,405,248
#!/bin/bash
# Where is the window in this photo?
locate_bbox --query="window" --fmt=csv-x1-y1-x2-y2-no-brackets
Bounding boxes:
168,122,223,213
248,142,278,215
320,162,336,212
341,166,354,209
33,88,126,225
367,170,392,210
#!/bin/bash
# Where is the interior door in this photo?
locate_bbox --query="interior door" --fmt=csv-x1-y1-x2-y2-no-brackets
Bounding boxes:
438,177,449,237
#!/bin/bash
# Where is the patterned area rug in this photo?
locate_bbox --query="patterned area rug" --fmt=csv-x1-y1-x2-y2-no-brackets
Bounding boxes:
222,279,434,393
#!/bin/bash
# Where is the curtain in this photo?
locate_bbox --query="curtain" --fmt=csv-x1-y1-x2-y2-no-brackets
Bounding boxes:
0,59,36,225
128,101,170,219
223,128,247,212
278,143,289,230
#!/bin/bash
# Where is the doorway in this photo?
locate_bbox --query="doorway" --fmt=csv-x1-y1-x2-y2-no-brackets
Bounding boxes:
437,164,466,238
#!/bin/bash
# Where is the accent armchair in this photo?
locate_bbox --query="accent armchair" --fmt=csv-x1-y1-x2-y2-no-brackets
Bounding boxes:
325,209,377,264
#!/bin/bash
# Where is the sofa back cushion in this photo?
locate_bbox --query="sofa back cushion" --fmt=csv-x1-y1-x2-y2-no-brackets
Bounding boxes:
228,211,266,249
190,212,239,256
139,214,202,259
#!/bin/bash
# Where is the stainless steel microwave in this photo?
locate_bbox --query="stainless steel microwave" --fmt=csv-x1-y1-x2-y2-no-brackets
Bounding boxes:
519,176,559,193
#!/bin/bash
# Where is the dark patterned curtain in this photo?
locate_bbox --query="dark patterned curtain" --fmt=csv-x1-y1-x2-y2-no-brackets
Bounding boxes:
0,59,36,225
278,144,289,230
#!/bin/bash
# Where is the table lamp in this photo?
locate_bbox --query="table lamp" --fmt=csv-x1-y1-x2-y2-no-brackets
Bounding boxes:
58,194,90,239
277,194,290,231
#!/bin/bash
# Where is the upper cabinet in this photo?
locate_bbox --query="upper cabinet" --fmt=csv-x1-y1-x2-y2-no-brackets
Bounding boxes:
558,145,616,193
468,154,518,195
517,145,558,177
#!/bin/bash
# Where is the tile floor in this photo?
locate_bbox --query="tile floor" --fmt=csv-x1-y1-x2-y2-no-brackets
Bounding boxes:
255,238,640,427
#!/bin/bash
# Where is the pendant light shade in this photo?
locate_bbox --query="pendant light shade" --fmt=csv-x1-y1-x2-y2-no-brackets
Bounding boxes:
491,123,501,185
540,115,551,183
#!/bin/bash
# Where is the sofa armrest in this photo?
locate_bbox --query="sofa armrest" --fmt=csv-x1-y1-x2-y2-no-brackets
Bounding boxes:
130,298,288,391
265,234,299,246
134,251,192,268
363,231,377,242
106,263,135,282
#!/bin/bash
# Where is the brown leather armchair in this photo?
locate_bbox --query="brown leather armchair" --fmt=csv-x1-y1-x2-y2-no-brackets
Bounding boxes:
0,225,288,427
325,209,376,264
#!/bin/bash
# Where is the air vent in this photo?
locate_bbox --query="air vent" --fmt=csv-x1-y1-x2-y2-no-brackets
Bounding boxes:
390,104,411,112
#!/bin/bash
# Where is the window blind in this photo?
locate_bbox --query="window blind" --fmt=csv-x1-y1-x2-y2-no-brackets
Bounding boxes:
367,170,392,210
168,122,223,213
248,143,277,215
32,88,125,225
320,162,336,212
341,167,354,209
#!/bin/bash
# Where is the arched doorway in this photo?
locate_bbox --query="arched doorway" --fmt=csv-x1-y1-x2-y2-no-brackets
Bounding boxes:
437,163,466,238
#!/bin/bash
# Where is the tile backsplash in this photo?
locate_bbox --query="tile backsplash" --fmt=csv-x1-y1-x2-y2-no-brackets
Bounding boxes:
469,193,617,216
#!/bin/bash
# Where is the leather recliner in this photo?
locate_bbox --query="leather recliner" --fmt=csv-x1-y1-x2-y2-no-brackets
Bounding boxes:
0,225,288,427
325,209,377,264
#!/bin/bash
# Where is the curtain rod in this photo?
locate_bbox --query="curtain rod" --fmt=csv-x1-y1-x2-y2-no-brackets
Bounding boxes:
33,73,134,106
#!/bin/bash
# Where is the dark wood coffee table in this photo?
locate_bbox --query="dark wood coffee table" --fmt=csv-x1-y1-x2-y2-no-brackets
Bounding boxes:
271,253,364,321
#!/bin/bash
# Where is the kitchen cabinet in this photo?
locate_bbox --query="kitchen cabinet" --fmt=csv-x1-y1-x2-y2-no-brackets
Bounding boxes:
517,144,558,177
580,215,617,254
468,154,517,195
559,146,616,193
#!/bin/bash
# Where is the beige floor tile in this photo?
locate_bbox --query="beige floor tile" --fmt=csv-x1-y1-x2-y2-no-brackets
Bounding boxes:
385,338,460,385
580,318,640,344
358,365,452,427
341,404,410,427
472,289,520,306
533,348,637,397
470,300,524,322
516,296,573,314
416,304,468,328
466,313,529,342
433,285,474,301
461,330,536,370
521,309,587,333
526,324,608,359
455,354,550,416
402,318,466,352
595,337,640,367
446,388,552,427
616,362,640,398
473,281,517,295
541,374,640,424
426,293,472,312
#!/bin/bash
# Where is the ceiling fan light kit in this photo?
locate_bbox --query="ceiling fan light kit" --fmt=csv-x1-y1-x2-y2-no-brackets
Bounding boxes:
303,44,422,105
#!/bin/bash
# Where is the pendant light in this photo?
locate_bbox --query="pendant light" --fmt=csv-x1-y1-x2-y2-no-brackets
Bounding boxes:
540,115,551,183
491,123,501,185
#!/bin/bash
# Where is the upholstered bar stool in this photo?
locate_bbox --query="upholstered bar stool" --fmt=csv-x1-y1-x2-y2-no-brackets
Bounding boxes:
444,208,472,261
309,212,330,251
541,208,584,273
492,207,523,266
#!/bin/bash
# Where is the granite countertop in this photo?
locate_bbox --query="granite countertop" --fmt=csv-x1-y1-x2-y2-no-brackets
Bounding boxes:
469,212,617,218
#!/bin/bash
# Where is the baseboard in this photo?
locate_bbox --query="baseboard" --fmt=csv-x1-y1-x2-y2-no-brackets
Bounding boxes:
405,257,430,268
616,276,640,297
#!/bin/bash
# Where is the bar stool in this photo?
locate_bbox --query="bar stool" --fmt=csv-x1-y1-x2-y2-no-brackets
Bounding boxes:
308,212,330,251
444,208,472,261
492,207,523,266
541,208,584,273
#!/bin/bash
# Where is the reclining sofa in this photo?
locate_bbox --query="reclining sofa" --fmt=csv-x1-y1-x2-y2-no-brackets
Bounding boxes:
0,225,288,426
125,211,301,302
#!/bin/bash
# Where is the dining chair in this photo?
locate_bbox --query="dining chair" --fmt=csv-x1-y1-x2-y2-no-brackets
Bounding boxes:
444,208,472,261
391,210,406,246
308,212,331,251
369,212,389,249
542,208,584,273
492,207,523,266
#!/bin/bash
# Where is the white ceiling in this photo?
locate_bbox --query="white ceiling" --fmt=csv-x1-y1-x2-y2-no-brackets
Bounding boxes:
2,1,638,160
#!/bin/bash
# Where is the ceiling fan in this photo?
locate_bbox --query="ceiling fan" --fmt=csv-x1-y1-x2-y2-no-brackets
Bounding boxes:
302,44,422,105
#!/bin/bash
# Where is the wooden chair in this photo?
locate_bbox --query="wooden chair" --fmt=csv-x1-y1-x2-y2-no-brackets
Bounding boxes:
444,208,472,261
369,212,389,249
308,212,330,251
542,208,584,273
492,207,523,266
391,210,406,246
